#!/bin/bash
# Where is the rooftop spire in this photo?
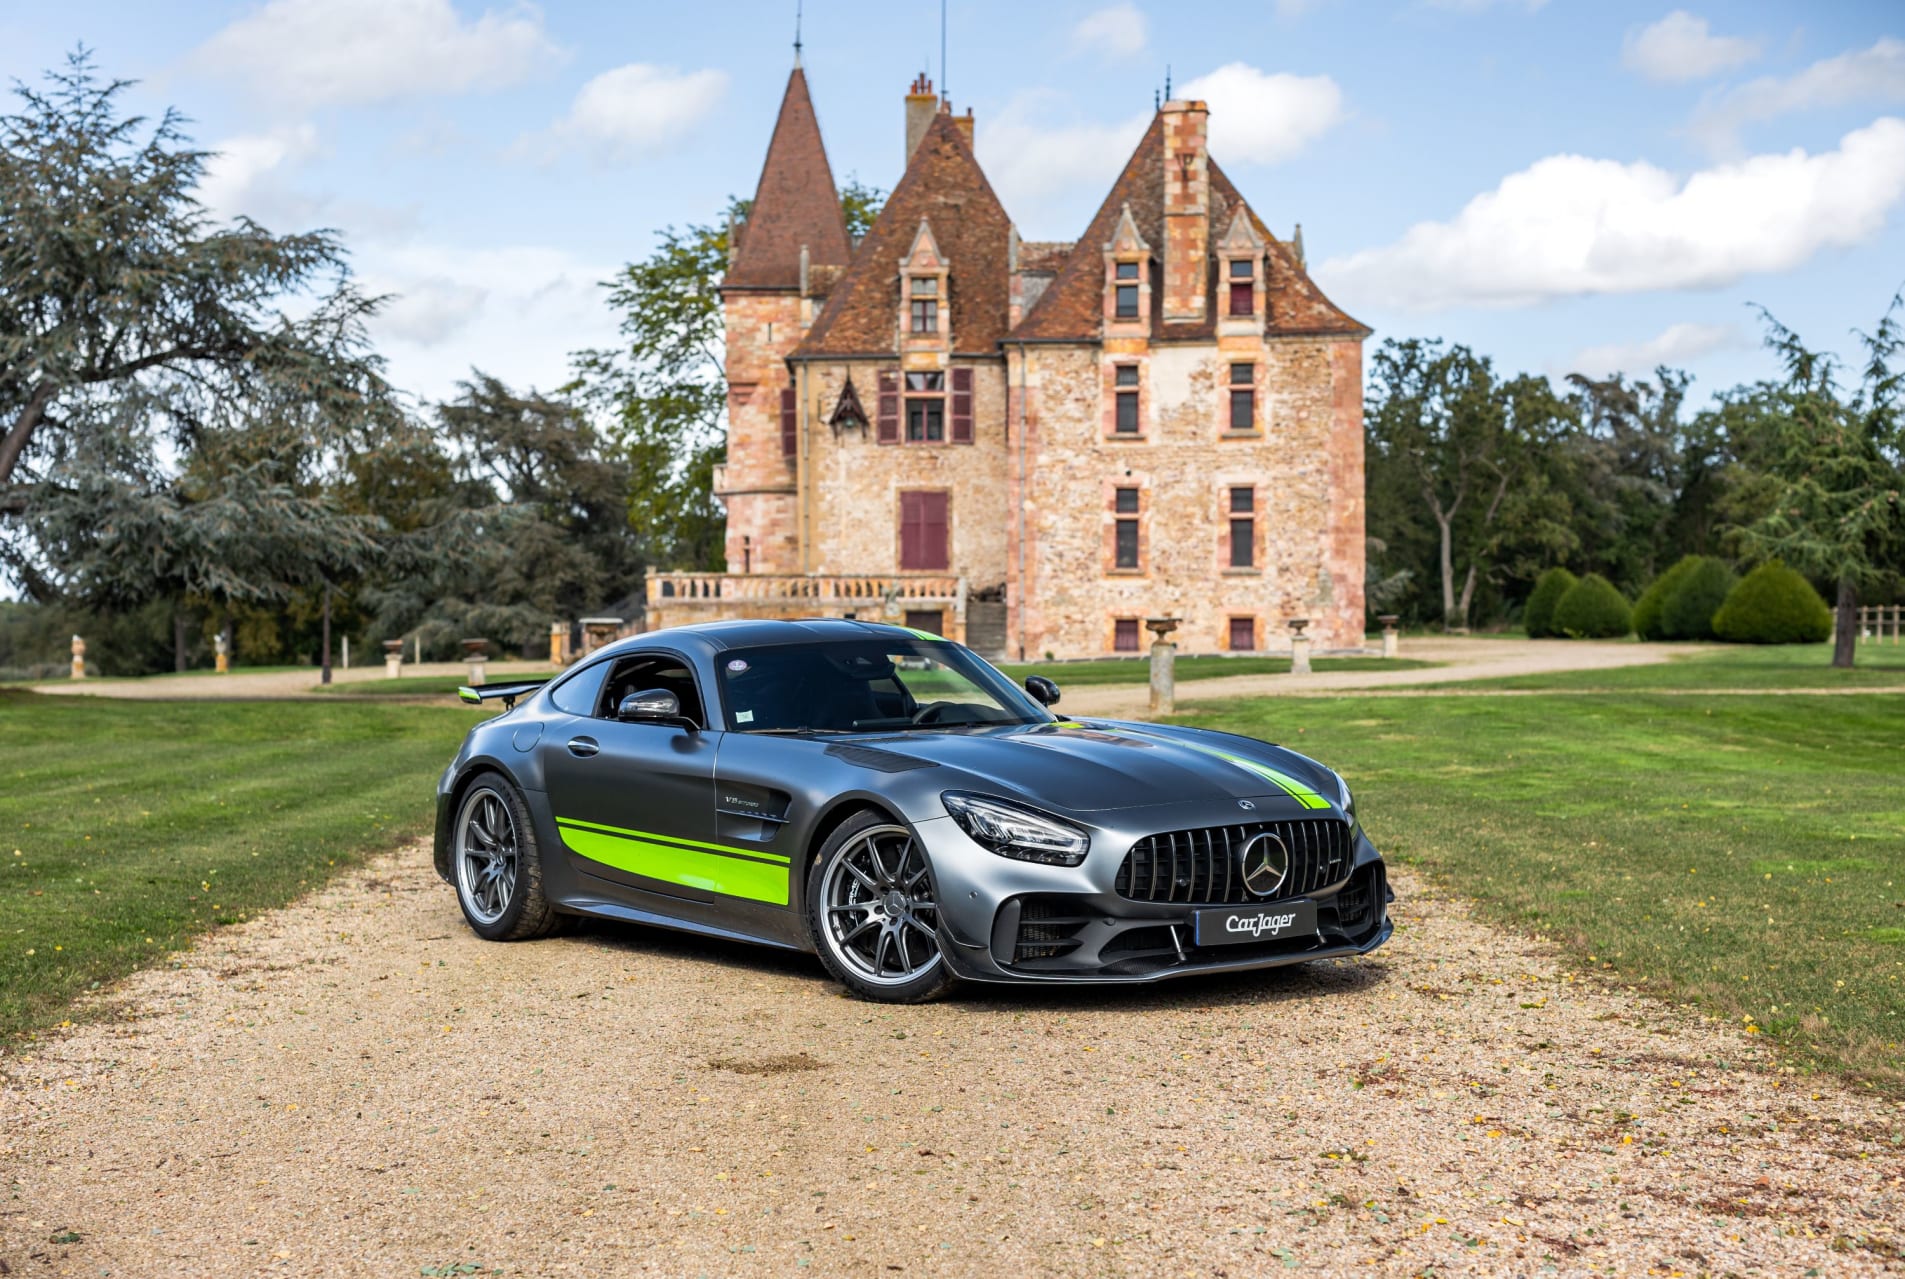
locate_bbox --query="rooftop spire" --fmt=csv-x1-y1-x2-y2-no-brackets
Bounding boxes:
726,63,851,291
793,0,802,67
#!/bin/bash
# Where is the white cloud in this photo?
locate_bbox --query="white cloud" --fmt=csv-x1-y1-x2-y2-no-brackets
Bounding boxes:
1177,64,1346,166
198,125,323,226
526,62,728,163
357,243,616,401
1425,0,1548,12
978,94,1149,223
1690,37,1905,151
1318,117,1905,311
1069,3,1148,60
1562,322,1746,380
191,0,560,109
1622,11,1761,84
1273,0,1331,17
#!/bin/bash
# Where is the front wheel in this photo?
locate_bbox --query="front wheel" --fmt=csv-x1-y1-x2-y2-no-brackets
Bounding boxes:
806,811,954,1003
452,776,566,941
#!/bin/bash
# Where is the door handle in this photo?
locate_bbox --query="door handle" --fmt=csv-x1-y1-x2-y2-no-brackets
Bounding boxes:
567,736,600,758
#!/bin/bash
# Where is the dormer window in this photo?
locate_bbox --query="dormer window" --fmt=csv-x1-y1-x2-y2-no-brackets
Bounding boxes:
1228,260,1255,317
910,277,939,333
1114,262,1140,319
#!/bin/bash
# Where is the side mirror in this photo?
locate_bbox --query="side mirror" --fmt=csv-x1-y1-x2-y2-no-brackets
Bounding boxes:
618,689,694,729
1023,675,1061,707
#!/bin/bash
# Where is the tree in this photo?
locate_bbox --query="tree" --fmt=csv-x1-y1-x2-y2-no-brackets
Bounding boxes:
1365,339,1575,630
1726,299,1905,667
0,53,382,529
574,183,885,579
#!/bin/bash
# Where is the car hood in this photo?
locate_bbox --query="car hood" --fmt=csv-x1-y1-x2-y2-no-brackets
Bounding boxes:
852,718,1343,816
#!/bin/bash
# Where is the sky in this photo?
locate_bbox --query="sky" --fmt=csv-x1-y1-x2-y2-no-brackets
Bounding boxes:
6,0,1903,411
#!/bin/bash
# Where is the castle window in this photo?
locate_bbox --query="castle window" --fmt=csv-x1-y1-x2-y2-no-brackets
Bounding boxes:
1228,616,1257,651
910,280,938,334
904,371,945,443
1113,618,1141,652
1228,260,1255,317
1114,262,1141,320
1114,365,1140,434
1229,362,1256,432
1114,487,1140,569
1229,487,1255,568
899,491,950,570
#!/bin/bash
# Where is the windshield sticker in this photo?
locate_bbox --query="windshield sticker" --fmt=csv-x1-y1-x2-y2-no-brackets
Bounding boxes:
736,709,754,723
727,659,750,674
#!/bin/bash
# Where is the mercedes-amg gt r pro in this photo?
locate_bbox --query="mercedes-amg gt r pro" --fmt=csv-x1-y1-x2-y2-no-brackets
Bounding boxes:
433,619,1392,1002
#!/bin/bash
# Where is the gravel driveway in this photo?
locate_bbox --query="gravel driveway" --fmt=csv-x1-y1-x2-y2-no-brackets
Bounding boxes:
4,845,1900,1277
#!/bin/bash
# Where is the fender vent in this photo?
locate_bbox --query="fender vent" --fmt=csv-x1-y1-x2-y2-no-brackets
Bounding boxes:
823,744,934,772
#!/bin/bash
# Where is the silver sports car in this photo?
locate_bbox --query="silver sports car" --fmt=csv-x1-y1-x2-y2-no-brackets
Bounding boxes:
433,619,1392,1002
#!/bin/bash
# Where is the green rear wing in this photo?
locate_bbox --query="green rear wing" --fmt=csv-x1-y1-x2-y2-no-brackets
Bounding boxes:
455,680,549,710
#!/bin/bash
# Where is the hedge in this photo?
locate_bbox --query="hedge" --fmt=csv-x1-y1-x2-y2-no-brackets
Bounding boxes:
1552,573,1632,639
1661,556,1736,641
1632,558,1698,641
1712,562,1832,644
1525,567,1578,639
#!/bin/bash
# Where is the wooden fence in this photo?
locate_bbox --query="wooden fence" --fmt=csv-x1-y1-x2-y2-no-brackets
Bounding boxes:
1858,605,1903,643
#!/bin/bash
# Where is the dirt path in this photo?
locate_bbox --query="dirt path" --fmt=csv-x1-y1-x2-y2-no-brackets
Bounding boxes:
1061,637,1712,718
5,845,1899,1276
30,660,551,701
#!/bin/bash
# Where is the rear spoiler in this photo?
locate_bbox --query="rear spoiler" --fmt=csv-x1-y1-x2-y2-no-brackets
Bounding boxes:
456,680,548,710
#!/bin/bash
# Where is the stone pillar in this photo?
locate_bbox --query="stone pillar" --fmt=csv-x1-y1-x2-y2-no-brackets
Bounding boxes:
383,639,404,680
461,638,489,688
549,622,567,667
341,636,350,670
1379,614,1400,660
1146,617,1180,716
70,634,86,680
1288,618,1312,676
213,632,229,675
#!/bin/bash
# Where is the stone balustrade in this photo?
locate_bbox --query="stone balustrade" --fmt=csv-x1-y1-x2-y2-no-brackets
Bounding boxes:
644,571,969,642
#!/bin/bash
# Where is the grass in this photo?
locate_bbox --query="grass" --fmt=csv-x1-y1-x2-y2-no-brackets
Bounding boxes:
1181,689,1905,1090
314,671,559,697
1440,641,1905,692
996,654,1430,686
0,690,481,1043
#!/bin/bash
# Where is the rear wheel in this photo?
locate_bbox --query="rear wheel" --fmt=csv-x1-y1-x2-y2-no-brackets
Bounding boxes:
806,811,954,1003
452,777,565,941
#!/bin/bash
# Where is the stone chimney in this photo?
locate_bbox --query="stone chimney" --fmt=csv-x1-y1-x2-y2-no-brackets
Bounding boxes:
906,74,938,161
953,105,974,148
1160,99,1210,324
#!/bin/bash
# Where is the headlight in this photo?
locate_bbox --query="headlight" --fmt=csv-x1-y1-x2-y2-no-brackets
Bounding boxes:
1334,773,1356,819
941,792,1090,866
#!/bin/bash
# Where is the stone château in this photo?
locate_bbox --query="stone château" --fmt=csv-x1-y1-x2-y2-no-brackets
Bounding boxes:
645,61,1370,659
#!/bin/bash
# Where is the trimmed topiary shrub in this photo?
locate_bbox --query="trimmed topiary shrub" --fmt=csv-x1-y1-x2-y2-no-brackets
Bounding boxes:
1553,573,1632,639
1660,556,1736,641
1632,557,1699,641
1524,567,1577,639
1712,562,1832,644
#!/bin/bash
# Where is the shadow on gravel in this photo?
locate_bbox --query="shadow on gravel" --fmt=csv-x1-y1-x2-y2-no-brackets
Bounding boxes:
564,913,1392,1013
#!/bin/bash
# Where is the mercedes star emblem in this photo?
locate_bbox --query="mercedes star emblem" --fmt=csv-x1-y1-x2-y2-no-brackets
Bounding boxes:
1239,831,1290,898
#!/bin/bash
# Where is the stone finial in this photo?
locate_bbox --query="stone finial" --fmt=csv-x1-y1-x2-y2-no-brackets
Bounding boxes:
1292,222,1306,269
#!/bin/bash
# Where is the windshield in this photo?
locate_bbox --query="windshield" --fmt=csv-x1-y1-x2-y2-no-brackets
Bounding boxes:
717,637,1051,733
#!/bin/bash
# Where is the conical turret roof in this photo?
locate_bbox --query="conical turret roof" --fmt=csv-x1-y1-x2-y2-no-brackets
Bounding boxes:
726,66,852,291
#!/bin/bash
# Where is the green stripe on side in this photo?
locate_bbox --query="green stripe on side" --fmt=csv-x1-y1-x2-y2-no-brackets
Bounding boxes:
554,816,790,862
555,822,790,905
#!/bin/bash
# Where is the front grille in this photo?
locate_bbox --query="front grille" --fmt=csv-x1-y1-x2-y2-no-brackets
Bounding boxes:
1114,819,1353,905
1014,900,1090,962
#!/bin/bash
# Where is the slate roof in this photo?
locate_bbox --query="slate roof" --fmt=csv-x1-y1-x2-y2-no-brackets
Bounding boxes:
1012,116,1368,342
794,111,1014,357
726,67,852,292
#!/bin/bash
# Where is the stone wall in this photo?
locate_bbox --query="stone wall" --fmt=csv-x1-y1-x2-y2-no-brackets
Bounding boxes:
719,290,804,574
1010,334,1365,659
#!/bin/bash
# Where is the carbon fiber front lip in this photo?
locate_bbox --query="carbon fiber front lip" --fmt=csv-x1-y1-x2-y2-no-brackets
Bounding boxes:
939,916,1393,984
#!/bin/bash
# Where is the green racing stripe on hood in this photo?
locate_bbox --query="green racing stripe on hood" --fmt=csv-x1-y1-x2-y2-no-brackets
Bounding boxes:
554,818,791,905
1096,725,1333,810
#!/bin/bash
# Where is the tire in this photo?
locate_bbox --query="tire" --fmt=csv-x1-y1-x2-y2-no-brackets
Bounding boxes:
806,810,955,1003
450,775,566,941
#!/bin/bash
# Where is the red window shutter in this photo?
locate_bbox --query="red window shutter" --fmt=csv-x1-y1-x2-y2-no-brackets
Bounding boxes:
950,367,973,443
779,387,797,457
922,491,949,570
899,493,921,568
877,369,900,444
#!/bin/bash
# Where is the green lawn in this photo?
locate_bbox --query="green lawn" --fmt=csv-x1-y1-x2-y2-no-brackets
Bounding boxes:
314,671,559,697
0,691,480,1042
1446,641,1905,692
1181,690,1905,1090
996,654,1430,687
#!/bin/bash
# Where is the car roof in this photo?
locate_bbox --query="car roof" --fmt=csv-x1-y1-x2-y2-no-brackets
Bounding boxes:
595,617,942,658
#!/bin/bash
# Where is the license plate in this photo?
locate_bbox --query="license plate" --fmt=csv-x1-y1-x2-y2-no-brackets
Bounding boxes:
1193,899,1318,946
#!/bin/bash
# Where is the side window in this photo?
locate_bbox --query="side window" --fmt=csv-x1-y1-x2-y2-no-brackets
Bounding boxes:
548,661,610,716
599,654,708,727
